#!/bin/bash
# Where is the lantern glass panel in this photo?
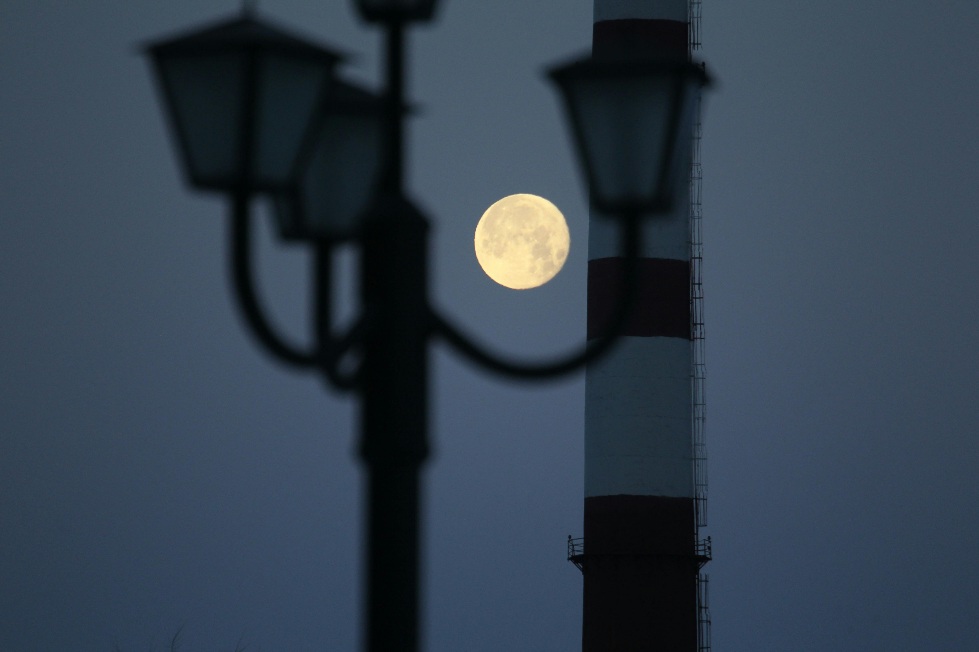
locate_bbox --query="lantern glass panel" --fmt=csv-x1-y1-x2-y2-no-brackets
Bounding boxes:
253,53,333,190
157,52,245,189
275,104,383,241
567,73,676,210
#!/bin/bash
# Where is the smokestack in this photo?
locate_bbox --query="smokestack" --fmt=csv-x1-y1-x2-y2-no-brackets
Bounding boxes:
571,1,709,649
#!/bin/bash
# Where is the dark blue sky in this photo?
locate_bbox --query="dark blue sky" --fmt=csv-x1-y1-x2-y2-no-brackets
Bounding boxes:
2,1,978,650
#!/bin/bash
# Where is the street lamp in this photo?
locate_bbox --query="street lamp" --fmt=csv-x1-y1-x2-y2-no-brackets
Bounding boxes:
549,56,709,217
145,11,344,196
144,5,710,652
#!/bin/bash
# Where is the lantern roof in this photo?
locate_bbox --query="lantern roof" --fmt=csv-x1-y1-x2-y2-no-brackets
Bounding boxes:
144,13,346,64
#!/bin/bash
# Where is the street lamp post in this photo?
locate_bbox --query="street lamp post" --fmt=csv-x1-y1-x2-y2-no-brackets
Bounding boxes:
144,4,709,651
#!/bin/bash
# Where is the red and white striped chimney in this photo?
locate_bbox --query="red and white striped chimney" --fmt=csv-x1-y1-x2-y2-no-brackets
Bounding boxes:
576,1,707,649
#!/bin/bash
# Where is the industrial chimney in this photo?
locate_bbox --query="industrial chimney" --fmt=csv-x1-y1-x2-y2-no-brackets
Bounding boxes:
568,0,710,649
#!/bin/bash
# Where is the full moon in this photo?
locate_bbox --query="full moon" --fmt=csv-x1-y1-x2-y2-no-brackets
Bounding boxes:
474,193,570,290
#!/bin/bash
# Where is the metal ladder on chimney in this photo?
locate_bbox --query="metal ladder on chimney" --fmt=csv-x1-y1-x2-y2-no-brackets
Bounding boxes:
689,2,711,651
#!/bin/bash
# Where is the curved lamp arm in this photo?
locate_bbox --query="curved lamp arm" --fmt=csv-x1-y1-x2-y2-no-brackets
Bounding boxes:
431,214,641,380
312,240,363,391
316,319,362,391
230,193,319,368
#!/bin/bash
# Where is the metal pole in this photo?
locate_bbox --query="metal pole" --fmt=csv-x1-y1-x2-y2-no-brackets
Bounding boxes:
381,21,405,195
359,197,429,652
359,19,429,652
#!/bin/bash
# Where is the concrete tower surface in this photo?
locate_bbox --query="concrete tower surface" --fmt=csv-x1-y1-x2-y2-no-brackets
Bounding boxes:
574,0,709,650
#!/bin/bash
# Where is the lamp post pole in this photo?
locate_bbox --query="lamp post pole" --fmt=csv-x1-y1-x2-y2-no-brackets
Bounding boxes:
359,203,429,650
357,18,430,651
359,199,431,652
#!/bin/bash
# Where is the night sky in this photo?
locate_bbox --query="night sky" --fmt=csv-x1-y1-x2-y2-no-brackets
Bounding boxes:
2,1,978,650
